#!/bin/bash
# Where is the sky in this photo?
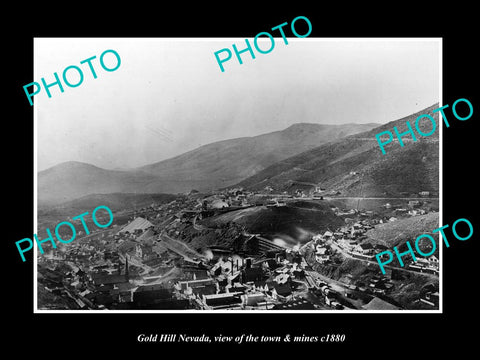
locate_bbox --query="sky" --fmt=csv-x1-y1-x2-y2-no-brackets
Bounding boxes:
35,38,440,171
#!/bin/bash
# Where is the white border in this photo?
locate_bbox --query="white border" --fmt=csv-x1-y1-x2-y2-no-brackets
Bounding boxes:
34,37,443,314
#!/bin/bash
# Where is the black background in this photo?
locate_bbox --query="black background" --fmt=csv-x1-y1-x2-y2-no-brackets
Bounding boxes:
5,3,478,354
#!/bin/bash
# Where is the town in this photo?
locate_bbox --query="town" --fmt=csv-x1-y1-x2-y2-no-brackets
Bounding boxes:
37,186,439,311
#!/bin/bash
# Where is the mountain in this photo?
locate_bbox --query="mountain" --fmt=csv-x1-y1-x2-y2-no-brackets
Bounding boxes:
38,162,157,206
138,122,379,189
38,192,178,214
235,104,440,197
38,123,379,205
37,161,206,206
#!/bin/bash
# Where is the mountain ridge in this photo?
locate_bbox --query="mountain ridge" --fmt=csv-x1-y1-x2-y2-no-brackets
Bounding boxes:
39,122,379,205
235,103,440,197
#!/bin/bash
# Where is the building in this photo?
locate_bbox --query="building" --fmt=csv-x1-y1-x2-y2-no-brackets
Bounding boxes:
241,267,265,283
202,293,243,310
270,282,292,301
176,278,216,297
91,273,129,286
428,255,439,266
315,245,330,263
242,292,265,307
408,209,426,216
325,293,337,306
323,231,333,238
408,200,421,207
353,243,374,256
178,278,215,290
118,217,154,235
133,284,173,307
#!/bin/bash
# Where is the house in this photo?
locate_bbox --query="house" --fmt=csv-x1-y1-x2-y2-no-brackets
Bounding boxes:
202,293,243,310
428,255,439,266
353,243,374,255
408,200,421,207
242,292,265,307
118,217,154,235
274,273,290,284
312,234,324,242
316,245,328,255
325,293,337,306
419,191,430,197
336,239,353,251
177,278,215,292
264,258,280,270
415,258,430,267
285,251,303,264
241,267,265,283
330,301,344,310
93,293,117,307
271,282,293,301
133,284,172,306
91,273,129,286
315,253,330,264
191,284,217,297
409,209,426,216
252,280,269,292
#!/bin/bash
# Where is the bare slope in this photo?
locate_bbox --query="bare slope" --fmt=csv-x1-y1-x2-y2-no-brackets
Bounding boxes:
38,123,379,205
201,201,344,243
38,162,156,205
39,192,177,214
364,212,440,249
236,104,439,197
138,123,379,187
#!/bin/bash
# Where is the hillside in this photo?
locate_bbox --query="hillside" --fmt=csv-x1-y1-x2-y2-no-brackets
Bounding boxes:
38,123,379,205
200,201,344,243
38,192,178,214
235,104,440,197
37,161,195,206
364,212,440,249
138,123,379,188
38,162,155,205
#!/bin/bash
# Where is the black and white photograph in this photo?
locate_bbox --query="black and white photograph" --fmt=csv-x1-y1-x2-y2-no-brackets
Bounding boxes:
6,6,478,354
34,38,441,312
